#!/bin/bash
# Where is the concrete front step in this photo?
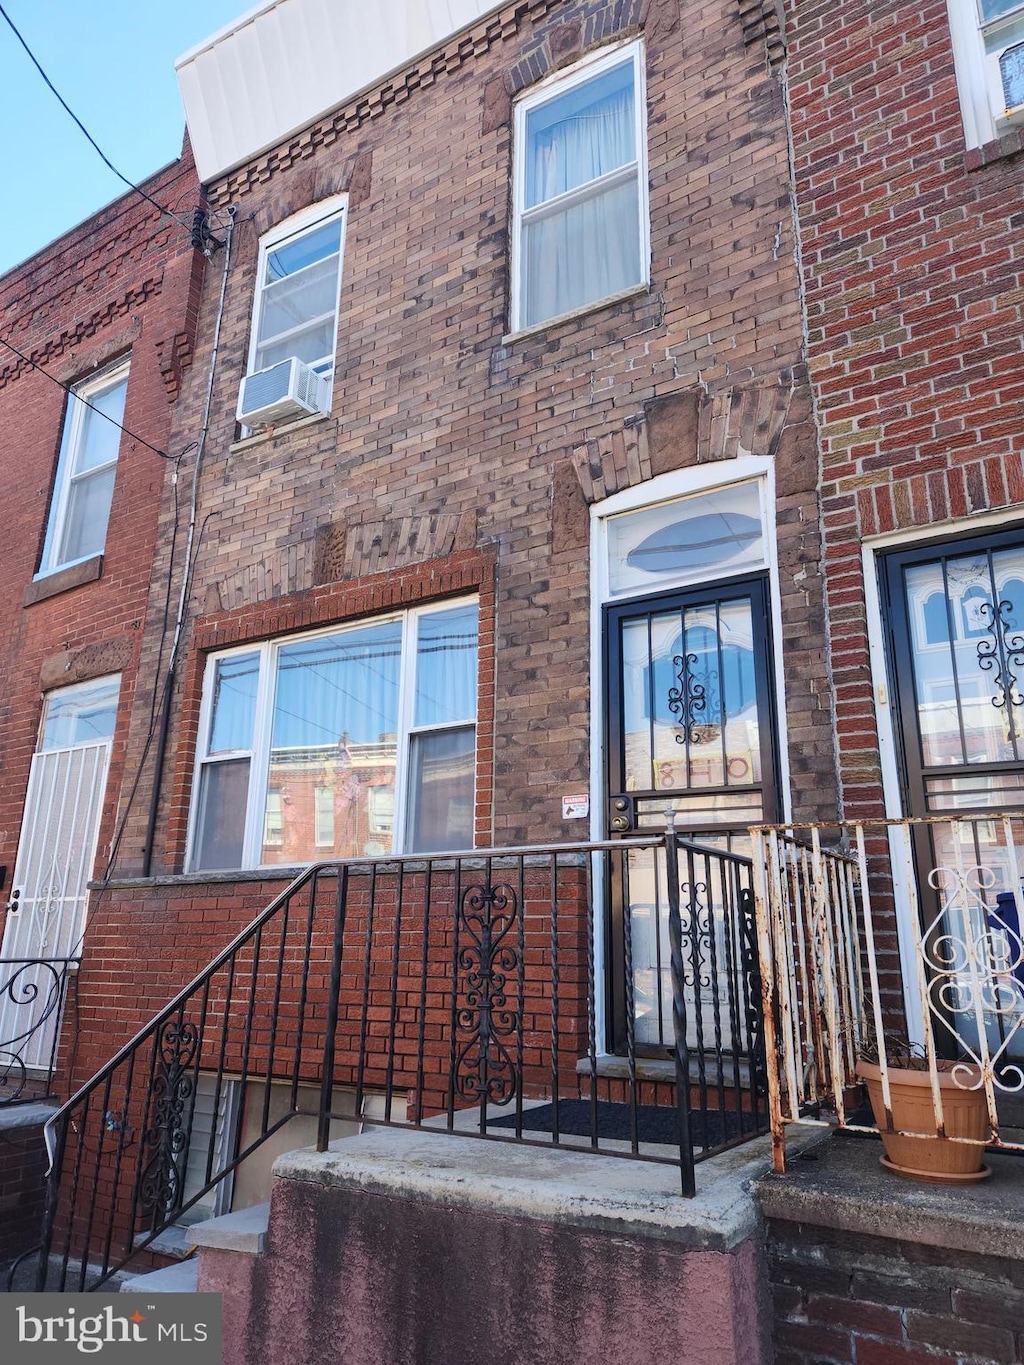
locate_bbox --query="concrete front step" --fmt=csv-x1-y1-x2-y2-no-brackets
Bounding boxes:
120,1205,270,1295
120,1258,199,1294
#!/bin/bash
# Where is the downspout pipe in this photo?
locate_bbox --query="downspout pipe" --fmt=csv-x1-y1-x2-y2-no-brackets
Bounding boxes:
141,206,237,877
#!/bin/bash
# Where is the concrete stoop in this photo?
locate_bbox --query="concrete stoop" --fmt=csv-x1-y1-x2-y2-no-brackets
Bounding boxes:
188,1129,792,1365
120,1204,269,1302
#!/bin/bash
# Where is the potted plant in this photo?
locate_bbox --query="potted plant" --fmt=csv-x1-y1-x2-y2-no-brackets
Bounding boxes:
856,1039,991,1184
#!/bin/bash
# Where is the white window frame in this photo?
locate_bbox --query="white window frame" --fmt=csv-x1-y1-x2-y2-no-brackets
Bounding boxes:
186,597,479,871
946,0,1024,148
509,40,650,335
245,194,349,393
38,358,129,578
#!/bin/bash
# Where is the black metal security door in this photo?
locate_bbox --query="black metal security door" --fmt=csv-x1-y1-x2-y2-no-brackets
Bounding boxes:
603,575,779,1052
883,531,1024,825
883,530,1024,1062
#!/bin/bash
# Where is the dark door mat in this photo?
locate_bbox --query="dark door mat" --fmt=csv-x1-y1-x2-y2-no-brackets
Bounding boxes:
488,1098,766,1149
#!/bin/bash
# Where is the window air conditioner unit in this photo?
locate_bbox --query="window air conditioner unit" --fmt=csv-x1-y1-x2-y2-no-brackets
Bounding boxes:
236,357,330,427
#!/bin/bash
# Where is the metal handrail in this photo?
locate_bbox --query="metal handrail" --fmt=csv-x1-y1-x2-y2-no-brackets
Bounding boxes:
28,834,768,1291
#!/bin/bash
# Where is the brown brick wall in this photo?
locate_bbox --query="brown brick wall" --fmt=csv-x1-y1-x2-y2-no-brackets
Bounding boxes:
785,0,1024,823
114,0,838,888
767,1216,1024,1365
0,150,203,949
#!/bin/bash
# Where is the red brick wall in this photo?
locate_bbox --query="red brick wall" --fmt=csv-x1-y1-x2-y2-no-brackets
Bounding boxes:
785,0,1024,823
767,1216,1024,1365
0,150,203,948
0,1119,48,1266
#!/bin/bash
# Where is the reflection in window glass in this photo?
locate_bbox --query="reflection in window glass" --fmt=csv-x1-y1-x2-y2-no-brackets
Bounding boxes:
414,604,479,727
41,676,120,750
607,481,765,598
904,546,1024,771
261,621,401,866
254,210,345,376
191,602,479,870
209,654,259,753
407,728,475,854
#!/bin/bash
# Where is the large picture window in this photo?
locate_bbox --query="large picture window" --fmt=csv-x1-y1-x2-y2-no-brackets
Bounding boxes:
511,41,648,333
189,599,479,870
39,360,129,576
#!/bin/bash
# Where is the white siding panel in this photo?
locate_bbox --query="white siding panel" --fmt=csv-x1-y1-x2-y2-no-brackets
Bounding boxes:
177,0,507,183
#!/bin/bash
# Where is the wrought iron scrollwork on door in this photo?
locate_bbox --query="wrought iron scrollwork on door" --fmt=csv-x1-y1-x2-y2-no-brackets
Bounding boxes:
454,880,521,1107
139,1017,199,1218
667,652,708,744
976,598,1024,712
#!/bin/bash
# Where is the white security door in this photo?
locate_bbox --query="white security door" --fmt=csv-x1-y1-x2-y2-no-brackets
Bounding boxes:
0,676,119,1072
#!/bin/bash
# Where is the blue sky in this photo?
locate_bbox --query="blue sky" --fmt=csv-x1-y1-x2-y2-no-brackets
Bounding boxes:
0,0,253,276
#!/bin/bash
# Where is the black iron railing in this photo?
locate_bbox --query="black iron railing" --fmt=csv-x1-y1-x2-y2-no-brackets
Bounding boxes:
0,957,78,1108
23,835,768,1292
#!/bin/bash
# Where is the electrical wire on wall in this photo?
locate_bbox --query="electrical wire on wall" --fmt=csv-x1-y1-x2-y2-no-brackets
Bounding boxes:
61,205,239,960
139,203,240,875
52,205,239,1106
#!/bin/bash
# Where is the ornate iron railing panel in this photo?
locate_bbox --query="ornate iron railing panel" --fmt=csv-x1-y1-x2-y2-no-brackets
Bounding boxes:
754,814,1024,1173
0,957,77,1107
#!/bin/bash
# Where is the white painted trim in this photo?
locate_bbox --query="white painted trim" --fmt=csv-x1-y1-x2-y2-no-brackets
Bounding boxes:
510,39,649,334
38,359,130,578
244,194,349,411
587,458,792,1049
187,597,479,872
945,0,1024,148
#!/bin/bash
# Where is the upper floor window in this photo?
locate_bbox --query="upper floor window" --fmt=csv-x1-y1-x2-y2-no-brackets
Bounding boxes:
39,360,128,576
249,197,347,380
188,599,479,871
511,41,648,333
237,197,348,429
947,0,1024,147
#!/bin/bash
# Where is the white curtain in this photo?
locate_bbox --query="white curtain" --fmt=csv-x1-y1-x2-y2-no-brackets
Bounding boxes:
522,82,640,327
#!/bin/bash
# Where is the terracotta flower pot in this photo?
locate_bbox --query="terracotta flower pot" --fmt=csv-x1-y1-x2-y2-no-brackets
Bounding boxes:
856,1058,991,1184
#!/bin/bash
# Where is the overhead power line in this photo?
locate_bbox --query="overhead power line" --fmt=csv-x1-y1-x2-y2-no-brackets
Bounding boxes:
0,1,193,234
0,335,179,461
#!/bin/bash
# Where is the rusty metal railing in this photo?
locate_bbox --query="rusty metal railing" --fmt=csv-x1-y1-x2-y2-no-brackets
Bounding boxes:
753,815,1024,1171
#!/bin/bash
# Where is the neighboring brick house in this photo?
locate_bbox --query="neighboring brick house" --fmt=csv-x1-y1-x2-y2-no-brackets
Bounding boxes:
764,2,1024,1362
0,149,204,1261
0,148,204,1071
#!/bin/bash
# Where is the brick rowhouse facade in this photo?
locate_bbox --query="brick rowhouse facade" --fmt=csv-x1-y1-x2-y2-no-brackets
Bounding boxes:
66,0,838,1100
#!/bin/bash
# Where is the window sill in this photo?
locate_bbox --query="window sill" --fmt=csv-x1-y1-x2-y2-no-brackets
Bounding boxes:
501,281,651,346
24,555,103,607
965,124,1024,170
229,409,335,454
93,866,312,891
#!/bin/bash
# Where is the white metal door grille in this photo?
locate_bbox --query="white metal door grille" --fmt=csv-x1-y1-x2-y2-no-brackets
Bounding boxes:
0,740,111,1070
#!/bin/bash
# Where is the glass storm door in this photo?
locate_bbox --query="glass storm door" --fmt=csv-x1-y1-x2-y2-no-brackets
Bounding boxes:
604,576,778,1051
0,678,119,1071
883,533,1024,1061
